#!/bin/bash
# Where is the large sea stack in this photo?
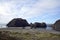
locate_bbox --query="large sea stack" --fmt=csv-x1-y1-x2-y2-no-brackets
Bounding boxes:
53,19,60,31
6,18,29,28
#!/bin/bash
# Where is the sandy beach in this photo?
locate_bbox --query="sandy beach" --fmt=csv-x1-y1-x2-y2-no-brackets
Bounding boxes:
0,27,60,34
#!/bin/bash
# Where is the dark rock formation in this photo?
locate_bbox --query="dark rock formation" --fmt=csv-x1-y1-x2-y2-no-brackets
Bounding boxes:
30,23,34,29
34,22,41,28
30,22,47,29
41,22,47,28
6,18,29,28
53,19,60,31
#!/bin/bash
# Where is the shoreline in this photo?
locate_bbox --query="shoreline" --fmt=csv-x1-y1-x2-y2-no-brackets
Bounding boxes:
0,27,60,34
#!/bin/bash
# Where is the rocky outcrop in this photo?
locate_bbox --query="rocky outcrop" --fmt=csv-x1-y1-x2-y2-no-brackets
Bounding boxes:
30,22,47,29
30,23,34,29
6,18,29,28
53,19,60,31
41,22,47,28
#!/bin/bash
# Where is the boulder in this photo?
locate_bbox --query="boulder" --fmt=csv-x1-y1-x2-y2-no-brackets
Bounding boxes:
6,18,29,28
53,19,60,31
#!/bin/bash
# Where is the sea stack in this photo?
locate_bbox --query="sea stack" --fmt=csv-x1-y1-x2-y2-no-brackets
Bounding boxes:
6,18,29,28
53,19,60,31
30,22,47,29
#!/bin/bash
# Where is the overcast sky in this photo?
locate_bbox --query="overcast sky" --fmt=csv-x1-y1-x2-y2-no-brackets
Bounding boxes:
0,0,60,24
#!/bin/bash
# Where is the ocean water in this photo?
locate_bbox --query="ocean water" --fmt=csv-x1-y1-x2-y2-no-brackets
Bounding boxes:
0,24,53,30
0,24,7,28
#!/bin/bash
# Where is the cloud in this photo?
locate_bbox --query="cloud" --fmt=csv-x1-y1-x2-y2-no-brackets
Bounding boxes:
0,0,60,24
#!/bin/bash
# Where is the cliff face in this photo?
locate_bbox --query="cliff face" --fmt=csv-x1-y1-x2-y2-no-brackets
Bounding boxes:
53,19,60,31
6,18,29,27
